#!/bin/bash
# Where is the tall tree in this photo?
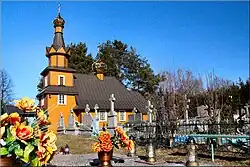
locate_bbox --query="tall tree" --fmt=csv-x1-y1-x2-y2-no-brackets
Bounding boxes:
0,69,14,111
68,42,94,74
37,77,43,93
97,40,159,96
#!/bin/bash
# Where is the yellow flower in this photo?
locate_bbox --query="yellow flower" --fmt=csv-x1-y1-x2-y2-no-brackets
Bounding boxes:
14,97,36,112
10,122,34,144
36,131,57,165
36,110,50,126
0,126,5,139
0,113,9,125
126,140,134,151
36,146,52,166
9,113,21,125
92,142,101,152
40,131,57,153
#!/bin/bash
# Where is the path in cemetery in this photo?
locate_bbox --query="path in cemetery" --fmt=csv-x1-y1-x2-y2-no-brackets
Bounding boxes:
50,153,217,166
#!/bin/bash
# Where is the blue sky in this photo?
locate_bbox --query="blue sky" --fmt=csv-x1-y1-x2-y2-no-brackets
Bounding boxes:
2,1,249,100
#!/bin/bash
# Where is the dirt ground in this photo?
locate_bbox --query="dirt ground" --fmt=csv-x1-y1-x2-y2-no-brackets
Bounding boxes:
56,135,250,166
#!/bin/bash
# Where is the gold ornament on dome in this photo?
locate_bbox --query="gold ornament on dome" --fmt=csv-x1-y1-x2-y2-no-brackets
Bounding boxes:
53,4,65,28
93,60,107,74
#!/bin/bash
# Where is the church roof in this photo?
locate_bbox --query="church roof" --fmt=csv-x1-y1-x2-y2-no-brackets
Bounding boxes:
73,73,148,113
36,73,148,113
37,85,78,97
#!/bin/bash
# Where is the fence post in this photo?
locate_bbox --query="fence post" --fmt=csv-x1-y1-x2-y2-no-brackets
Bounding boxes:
211,142,214,162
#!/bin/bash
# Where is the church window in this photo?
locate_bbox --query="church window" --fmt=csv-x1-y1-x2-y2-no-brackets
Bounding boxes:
58,75,65,86
99,110,107,121
119,110,126,121
58,94,67,105
44,76,48,87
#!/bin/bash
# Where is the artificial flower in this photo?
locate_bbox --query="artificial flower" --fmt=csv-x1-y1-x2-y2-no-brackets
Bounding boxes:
98,131,111,143
40,131,57,153
126,140,134,151
9,113,21,125
10,122,34,143
0,113,9,125
120,133,129,142
36,110,50,126
92,142,101,152
115,127,124,135
0,127,5,139
101,141,113,152
14,97,36,112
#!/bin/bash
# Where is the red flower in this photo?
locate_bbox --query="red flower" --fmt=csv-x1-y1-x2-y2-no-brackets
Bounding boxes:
98,131,111,143
101,141,113,152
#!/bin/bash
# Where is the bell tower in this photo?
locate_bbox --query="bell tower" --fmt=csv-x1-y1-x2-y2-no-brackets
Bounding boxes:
47,4,70,68
37,5,77,132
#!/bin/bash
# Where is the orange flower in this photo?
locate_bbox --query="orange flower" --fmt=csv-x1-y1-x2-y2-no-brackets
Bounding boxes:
126,140,134,151
14,97,36,112
101,141,113,152
121,133,129,142
0,113,9,126
92,142,101,152
115,127,124,135
123,139,129,146
98,131,111,143
10,122,33,143
36,131,57,166
39,131,57,154
36,110,50,126
9,113,21,125
36,144,53,166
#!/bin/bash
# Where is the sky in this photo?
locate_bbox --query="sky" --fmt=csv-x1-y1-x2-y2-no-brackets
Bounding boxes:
1,1,249,100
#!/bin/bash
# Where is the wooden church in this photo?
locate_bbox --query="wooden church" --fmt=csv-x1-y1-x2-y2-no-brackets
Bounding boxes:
36,9,148,132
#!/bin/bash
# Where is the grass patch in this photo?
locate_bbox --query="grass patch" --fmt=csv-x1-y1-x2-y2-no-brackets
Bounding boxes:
56,134,97,154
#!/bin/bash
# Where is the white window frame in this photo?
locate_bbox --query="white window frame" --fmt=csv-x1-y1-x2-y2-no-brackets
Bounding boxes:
119,110,126,121
99,110,107,122
44,76,48,87
57,94,67,105
58,75,65,86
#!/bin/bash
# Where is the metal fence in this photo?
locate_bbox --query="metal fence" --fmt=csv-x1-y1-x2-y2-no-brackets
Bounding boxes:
123,120,250,157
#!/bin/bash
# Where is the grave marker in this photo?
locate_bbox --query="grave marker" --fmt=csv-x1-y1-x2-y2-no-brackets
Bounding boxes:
107,94,118,135
81,104,93,128
67,109,76,130
146,100,153,123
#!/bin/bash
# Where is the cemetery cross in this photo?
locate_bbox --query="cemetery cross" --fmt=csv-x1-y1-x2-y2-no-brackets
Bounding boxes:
85,104,90,115
132,107,138,121
94,104,99,119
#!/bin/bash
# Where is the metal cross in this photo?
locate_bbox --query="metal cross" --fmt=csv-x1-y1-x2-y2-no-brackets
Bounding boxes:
146,100,154,123
109,94,116,102
94,104,99,117
109,94,116,115
85,104,90,114
133,107,138,113
146,100,154,112
133,107,138,121
58,3,61,15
